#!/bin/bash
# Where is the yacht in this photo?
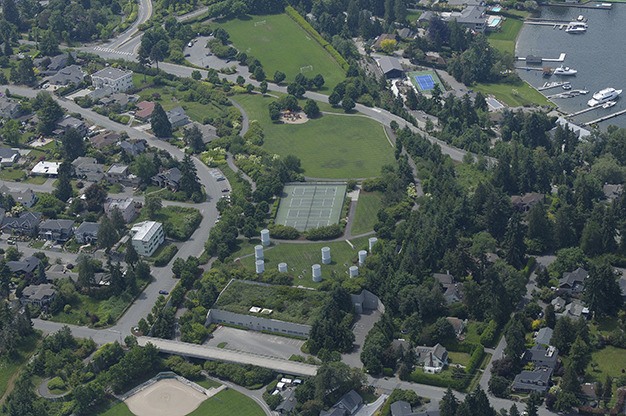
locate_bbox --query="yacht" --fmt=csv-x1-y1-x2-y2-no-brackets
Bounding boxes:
587,88,622,106
562,83,572,90
603,101,617,109
566,22,588,33
553,65,577,76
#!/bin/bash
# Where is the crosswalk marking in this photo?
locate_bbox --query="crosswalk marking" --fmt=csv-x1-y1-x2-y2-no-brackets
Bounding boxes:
93,46,133,56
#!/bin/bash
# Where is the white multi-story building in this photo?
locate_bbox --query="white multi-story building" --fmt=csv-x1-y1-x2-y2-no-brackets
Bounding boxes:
130,221,164,256
91,67,134,93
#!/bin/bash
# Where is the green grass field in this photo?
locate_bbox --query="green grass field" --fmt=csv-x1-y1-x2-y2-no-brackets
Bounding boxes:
189,388,265,416
233,94,395,179
136,86,226,124
447,351,472,367
487,15,525,55
236,236,369,288
473,80,553,108
351,191,383,235
587,346,626,381
96,401,135,416
216,14,345,90
0,334,40,399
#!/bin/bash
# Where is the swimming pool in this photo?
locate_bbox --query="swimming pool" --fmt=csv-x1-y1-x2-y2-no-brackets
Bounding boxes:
488,16,502,28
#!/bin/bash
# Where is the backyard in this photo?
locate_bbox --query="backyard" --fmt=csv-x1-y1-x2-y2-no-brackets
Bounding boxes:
487,14,525,55
215,13,345,89
587,346,626,381
351,191,383,235
473,80,553,108
232,94,395,179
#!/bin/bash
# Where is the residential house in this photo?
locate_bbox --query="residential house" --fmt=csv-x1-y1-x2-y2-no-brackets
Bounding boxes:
106,164,139,187
152,167,182,191
455,5,488,33
119,139,146,156
559,299,590,319
0,185,37,208
166,106,191,129
603,184,623,201
377,56,404,79
0,148,20,167
91,67,134,93
135,101,155,121
552,117,591,140
45,263,78,283
21,283,56,306
558,267,588,295
416,343,448,373
0,95,21,119
56,116,87,137
551,296,567,312
320,390,363,416
47,65,85,86
523,345,559,371
446,317,466,340
31,161,61,177
581,382,599,402
89,131,121,149
433,272,462,304
7,256,41,278
390,401,440,416
276,388,297,415
373,33,397,50
535,327,553,347
511,368,553,393
72,157,105,182
1,211,42,235
511,192,545,212
74,222,99,245
99,93,137,109
104,197,137,223
425,51,447,66
130,221,164,256
39,219,74,242
397,27,415,40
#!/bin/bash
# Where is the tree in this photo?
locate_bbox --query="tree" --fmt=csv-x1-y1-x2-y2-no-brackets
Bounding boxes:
569,335,590,374
312,74,325,89
62,127,86,160
179,154,202,198
551,317,575,354
144,194,162,218
97,215,118,251
54,160,73,202
109,208,126,234
77,255,95,289
259,81,268,94
328,91,341,107
1,119,20,146
583,260,623,317
4,246,20,261
440,387,458,416
2,0,20,27
151,102,172,138
191,70,201,80
125,243,139,268
303,99,320,118
132,154,157,185
544,304,556,328
39,30,59,56
273,70,286,84
15,56,35,85
84,183,106,212
342,97,355,112
525,392,541,416
380,38,397,54
32,92,63,135
527,203,552,252
603,375,612,408
183,124,205,153
504,212,526,269
253,66,266,81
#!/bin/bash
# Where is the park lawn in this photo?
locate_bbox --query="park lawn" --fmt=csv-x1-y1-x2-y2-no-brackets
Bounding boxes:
196,378,222,389
233,94,395,179
216,14,345,90
447,351,472,367
236,236,369,289
351,191,383,235
587,346,626,381
188,388,265,416
0,333,40,399
473,80,553,108
96,400,135,416
487,14,525,55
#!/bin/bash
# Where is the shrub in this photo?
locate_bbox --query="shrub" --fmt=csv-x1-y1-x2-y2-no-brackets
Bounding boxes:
466,345,485,374
479,319,499,347
153,244,178,267
269,224,300,240
305,224,342,240
203,361,275,389
48,376,66,391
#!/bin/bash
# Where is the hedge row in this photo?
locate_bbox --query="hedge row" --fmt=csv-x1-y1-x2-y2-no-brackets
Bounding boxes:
269,224,301,240
479,319,499,348
466,345,485,375
305,224,342,240
284,6,349,72
153,244,179,267
409,370,468,391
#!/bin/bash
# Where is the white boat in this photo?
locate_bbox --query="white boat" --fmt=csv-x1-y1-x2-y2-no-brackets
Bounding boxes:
566,22,588,33
603,101,617,109
577,15,585,21
553,65,577,76
562,83,572,90
588,88,622,106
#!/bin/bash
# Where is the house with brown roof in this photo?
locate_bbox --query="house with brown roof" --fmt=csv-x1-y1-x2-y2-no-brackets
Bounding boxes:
135,101,155,121
511,192,545,212
90,131,121,149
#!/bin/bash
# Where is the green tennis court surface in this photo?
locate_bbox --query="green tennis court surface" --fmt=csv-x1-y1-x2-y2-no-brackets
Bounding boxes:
275,183,347,231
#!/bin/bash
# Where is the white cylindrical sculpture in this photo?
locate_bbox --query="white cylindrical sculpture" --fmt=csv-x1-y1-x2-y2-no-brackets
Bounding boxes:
321,247,331,265
278,262,288,273
349,266,359,278
260,229,270,246
255,260,265,274
254,245,264,261
358,250,367,266
368,237,378,253
312,264,322,282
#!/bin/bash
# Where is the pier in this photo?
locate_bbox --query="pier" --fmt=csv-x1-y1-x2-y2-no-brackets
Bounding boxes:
583,108,626,126
516,53,566,63
567,104,603,118
539,82,569,91
547,90,588,99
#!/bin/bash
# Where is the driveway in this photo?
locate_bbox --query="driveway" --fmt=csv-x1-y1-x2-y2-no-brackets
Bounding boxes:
184,36,250,78
342,309,381,368
205,326,306,360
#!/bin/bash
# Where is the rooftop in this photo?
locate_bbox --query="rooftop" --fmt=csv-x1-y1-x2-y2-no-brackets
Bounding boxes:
92,67,132,80
31,161,61,175
131,220,162,242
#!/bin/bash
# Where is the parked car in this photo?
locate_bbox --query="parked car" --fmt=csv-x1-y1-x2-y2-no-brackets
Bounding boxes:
222,189,229,193
158,290,169,295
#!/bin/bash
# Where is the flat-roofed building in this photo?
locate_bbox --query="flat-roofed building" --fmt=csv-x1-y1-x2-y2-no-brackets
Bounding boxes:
130,221,164,256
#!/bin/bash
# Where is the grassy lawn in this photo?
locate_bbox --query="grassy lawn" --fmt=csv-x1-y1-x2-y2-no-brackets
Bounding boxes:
216,14,345,90
448,351,472,367
137,206,202,241
0,333,40,399
464,321,486,345
136,86,226,124
232,94,394,179
196,378,222,389
96,401,135,416
351,191,383,235
0,167,27,181
188,388,265,416
23,175,49,185
49,289,137,327
235,236,369,288
487,15,525,55
473,80,553,108
587,346,626,381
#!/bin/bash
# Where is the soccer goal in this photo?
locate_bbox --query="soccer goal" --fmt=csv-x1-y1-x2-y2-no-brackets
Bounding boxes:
254,20,267,27
300,65,313,73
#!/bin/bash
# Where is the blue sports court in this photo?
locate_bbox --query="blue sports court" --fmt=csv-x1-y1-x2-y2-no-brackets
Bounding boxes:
414,74,435,91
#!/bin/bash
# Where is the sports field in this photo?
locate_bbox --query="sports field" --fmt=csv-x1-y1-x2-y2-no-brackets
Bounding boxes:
216,14,345,89
408,70,445,93
276,183,346,231
232,94,395,179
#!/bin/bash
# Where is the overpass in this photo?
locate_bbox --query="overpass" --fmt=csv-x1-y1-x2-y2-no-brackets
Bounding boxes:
137,337,318,377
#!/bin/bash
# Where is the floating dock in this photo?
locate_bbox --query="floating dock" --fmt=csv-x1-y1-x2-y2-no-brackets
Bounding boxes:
516,53,566,63
547,90,588,99
538,81,569,91
567,104,603,118
583,108,626,126
549,2,612,9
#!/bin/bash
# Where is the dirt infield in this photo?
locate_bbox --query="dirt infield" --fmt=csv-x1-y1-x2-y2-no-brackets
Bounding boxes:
124,378,207,416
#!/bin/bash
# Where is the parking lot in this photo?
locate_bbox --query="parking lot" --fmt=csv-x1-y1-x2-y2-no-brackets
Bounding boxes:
184,36,250,78
206,326,306,360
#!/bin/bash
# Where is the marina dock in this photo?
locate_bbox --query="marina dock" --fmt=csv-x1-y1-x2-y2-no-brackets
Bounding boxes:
539,82,569,91
547,90,588,99
583,108,626,126
567,104,603,118
516,53,566,63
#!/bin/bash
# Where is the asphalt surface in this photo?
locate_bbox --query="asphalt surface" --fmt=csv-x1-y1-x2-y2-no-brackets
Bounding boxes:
206,326,306,360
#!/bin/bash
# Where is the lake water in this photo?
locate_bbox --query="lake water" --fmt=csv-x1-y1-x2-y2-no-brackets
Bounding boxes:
515,4,626,129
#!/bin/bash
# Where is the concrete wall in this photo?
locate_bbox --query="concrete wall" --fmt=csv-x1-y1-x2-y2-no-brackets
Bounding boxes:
351,289,385,314
206,309,311,338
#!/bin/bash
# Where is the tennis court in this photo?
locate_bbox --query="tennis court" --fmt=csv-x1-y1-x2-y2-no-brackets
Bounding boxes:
408,70,445,93
415,74,435,91
275,183,347,231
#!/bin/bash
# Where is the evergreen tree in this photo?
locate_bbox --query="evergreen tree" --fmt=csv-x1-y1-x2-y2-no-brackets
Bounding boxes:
54,161,73,202
551,317,576,354
15,56,35,85
569,335,590,374
1,119,20,146
32,92,63,135
544,304,556,329
97,215,118,251
603,375,612,408
144,194,162,218
125,243,139,268
527,203,552,252
504,212,526,269
109,207,126,234
2,0,20,27
150,102,172,138
439,387,458,416
39,30,59,56
583,260,623,317
183,124,204,153
62,127,85,160
179,154,202,198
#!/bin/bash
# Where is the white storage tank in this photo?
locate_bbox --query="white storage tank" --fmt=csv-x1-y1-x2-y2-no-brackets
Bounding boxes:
358,250,367,266
349,266,359,278
368,237,378,253
254,245,264,261
278,262,288,273
312,264,322,282
321,247,331,265
260,229,270,246
255,260,265,274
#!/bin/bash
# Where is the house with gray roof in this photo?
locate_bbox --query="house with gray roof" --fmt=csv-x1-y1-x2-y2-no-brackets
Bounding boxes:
39,219,74,242
0,148,20,167
120,139,146,156
89,131,121,149
391,401,440,416
558,267,588,295
47,65,85,86
553,117,591,140
434,272,462,304
152,167,182,191
107,164,139,187
56,116,87,137
523,345,559,370
0,95,21,119
7,256,41,277
551,296,567,312
559,299,589,319
512,368,553,393
455,5,488,32
511,192,544,212
72,156,105,182
0,185,36,208
276,388,297,415
1,211,42,236
75,222,99,245
416,343,448,373
603,184,623,201
377,56,404,79
535,327,553,347
320,390,363,416
21,283,56,306
166,106,191,129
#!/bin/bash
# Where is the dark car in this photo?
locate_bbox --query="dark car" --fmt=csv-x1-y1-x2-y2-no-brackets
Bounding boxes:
158,290,169,295
66,263,75,270
222,188,229,193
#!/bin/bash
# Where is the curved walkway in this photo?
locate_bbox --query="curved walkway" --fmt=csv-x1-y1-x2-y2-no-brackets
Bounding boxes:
37,378,71,400
226,98,257,192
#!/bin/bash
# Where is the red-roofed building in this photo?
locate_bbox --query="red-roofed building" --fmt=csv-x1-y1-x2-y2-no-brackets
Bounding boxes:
135,101,155,121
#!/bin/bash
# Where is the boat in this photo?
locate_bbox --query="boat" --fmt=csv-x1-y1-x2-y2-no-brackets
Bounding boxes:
553,65,577,76
587,88,622,106
577,15,585,21
603,101,617,109
566,22,588,33
562,83,572,90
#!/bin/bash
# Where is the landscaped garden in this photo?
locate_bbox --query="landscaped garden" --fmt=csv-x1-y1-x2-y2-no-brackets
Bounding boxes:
232,94,395,179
